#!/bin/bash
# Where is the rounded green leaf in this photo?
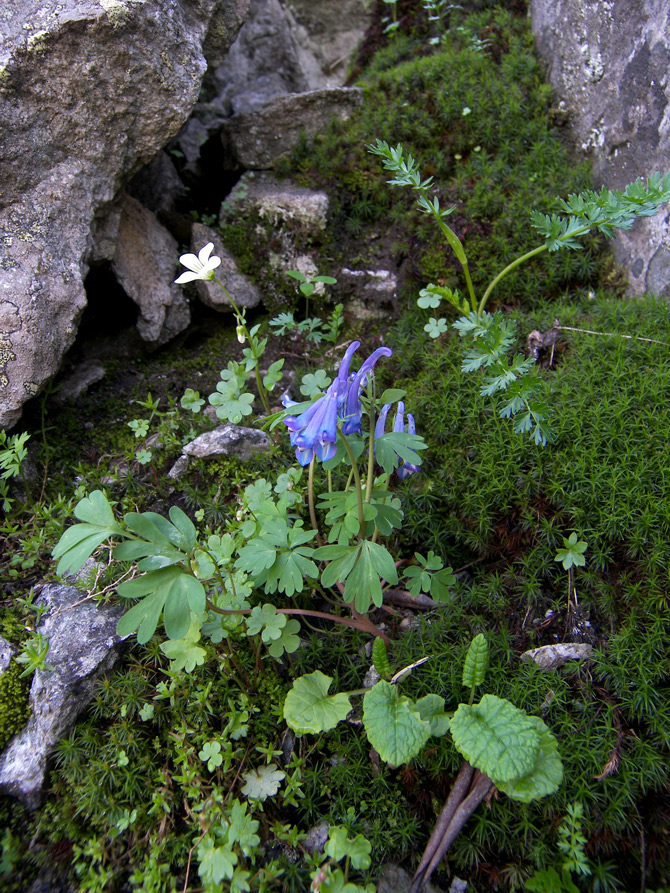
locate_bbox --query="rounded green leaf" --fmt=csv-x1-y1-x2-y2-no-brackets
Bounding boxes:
450,694,540,784
283,671,352,734
462,633,489,689
363,680,431,765
496,716,563,802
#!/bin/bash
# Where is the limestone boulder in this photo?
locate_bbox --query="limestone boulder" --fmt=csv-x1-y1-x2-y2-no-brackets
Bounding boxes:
0,583,128,808
182,424,271,462
191,222,261,311
172,0,369,172
0,0,248,429
529,0,670,296
111,195,190,344
219,87,364,169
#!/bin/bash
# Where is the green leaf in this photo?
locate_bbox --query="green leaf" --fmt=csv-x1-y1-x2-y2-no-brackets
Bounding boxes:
554,533,588,570
525,867,579,893
199,740,223,771
245,604,286,642
263,545,318,597
181,388,205,413
379,388,407,405
266,618,301,658
227,800,260,854
263,358,285,391
236,535,278,576
116,589,167,644
240,763,285,800
116,568,204,642
300,369,332,397
168,506,197,552
325,828,372,870
160,624,207,673
343,541,398,613
450,694,541,784
197,836,237,885
375,432,426,476
372,637,393,680
283,671,352,734
52,491,124,576
430,567,456,602
286,270,307,283
317,543,361,588
496,716,563,802
209,390,255,424
424,317,448,338
414,694,450,737
363,681,431,765
73,490,120,528
462,634,489,689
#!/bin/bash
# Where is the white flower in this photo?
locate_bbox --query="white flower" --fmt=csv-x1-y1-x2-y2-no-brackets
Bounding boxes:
174,242,221,284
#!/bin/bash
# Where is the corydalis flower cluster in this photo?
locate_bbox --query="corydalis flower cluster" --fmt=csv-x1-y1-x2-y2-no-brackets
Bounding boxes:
283,341,392,466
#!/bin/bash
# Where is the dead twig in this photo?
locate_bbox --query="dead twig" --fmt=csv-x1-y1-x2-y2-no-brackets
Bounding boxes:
411,762,494,892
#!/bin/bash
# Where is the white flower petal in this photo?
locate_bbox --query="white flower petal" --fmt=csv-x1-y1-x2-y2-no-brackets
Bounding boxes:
175,271,199,284
178,252,201,272
198,242,215,264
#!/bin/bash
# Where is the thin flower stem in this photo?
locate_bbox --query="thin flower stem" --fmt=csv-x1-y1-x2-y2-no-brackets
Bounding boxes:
308,455,323,547
421,187,478,312
365,397,376,505
214,276,272,415
478,244,547,314
338,428,365,538
204,598,388,639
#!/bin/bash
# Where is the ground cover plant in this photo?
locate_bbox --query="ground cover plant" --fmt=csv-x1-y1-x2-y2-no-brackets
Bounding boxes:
2,2,670,892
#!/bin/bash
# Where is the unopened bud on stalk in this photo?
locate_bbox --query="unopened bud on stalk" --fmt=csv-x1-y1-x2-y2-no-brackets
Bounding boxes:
236,326,246,344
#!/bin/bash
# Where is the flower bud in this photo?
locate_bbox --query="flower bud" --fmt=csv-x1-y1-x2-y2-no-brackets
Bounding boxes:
236,326,246,344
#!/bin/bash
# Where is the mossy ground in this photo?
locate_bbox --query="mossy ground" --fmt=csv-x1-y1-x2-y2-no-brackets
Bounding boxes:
1,3,669,891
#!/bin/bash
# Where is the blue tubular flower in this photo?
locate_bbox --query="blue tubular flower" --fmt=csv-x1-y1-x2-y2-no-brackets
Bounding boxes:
342,346,393,434
283,341,361,466
394,402,421,480
374,403,392,440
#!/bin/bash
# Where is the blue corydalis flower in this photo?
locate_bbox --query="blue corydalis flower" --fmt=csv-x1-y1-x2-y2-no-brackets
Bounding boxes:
283,342,393,466
283,341,361,466
393,401,420,480
342,346,393,435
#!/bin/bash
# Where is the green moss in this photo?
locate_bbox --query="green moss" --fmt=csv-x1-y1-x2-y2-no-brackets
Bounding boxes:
0,661,31,752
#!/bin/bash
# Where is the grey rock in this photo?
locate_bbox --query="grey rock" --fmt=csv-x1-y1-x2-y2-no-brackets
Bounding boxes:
449,880,468,893
111,194,190,344
0,582,128,808
529,0,670,296
0,635,16,674
167,454,191,481
521,642,594,671
363,665,381,689
377,864,446,893
286,0,370,89
222,173,330,235
220,87,363,169
339,268,398,305
302,820,330,856
128,151,187,214
0,0,248,428
172,0,369,171
182,424,271,461
54,360,106,403
27,868,77,893
191,223,261,311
